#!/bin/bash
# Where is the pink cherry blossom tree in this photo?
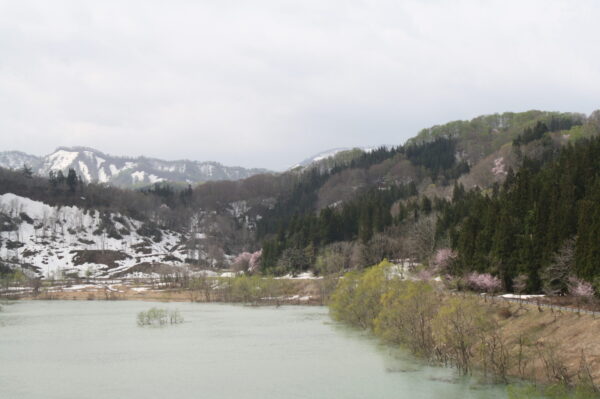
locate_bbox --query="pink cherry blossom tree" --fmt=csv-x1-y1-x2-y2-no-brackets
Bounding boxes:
232,252,252,272
249,250,262,273
569,277,595,312
570,278,594,298
432,248,457,273
467,272,502,294
232,250,262,273
491,157,507,177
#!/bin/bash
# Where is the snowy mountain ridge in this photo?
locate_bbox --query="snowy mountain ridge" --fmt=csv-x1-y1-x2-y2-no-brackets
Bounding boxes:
0,147,271,187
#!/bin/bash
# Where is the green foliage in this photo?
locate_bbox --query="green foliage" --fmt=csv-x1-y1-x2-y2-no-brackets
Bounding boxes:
329,260,392,329
432,297,493,374
0,268,28,289
507,384,543,399
412,111,584,147
514,121,549,146
507,383,600,399
330,263,600,390
220,275,290,304
330,265,498,376
375,280,438,357
328,270,362,323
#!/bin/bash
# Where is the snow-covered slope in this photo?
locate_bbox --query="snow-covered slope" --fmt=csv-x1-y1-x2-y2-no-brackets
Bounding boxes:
0,151,42,170
0,193,194,278
0,147,270,187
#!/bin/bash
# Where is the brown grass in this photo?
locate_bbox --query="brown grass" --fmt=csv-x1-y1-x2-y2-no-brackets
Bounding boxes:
489,300,600,385
22,279,324,304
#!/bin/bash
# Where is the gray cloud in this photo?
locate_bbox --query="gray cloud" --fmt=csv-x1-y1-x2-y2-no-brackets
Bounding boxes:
1,0,599,170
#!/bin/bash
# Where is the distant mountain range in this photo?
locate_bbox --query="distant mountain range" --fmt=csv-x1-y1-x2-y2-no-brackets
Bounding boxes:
0,146,388,187
0,147,271,187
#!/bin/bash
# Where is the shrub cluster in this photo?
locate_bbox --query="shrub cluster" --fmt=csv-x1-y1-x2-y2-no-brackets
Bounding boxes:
330,261,520,380
329,261,600,396
137,307,183,326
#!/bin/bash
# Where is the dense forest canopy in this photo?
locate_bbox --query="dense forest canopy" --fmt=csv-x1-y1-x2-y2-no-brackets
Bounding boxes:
438,136,600,292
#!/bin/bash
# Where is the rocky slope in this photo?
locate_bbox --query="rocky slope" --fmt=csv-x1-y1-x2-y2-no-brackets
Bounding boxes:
0,193,196,278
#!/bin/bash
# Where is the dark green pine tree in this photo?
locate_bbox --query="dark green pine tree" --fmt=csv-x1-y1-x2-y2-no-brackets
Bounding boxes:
66,168,78,192
492,209,517,291
358,207,373,243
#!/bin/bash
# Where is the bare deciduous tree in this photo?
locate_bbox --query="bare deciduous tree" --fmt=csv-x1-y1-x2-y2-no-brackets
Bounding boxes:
542,238,575,295
407,215,437,262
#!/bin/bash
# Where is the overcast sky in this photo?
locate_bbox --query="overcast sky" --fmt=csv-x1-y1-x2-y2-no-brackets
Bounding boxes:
1,0,599,170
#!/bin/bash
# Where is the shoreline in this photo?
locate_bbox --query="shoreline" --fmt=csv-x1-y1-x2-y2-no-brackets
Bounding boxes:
5,281,600,397
2,278,326,305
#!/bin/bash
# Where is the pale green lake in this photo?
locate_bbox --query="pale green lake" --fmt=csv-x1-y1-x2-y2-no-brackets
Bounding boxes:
0,301,510,399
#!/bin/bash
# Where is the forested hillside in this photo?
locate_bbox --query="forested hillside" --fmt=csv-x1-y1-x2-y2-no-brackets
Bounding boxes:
1,109,599,285
438,136,600,293
255,110,600,293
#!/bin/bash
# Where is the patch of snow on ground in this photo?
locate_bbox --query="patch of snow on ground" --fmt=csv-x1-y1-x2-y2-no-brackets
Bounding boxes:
62,284,102,291
500,294,545,299
275,272,322,280
0,192,55,219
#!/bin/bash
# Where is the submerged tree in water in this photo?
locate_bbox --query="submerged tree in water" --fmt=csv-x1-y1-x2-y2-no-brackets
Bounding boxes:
137,308,183,326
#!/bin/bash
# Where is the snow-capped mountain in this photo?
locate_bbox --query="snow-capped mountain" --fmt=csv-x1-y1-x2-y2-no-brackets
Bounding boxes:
0,147,270,186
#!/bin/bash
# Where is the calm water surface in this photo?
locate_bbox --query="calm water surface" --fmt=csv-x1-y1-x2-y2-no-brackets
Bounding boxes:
0,301,510,399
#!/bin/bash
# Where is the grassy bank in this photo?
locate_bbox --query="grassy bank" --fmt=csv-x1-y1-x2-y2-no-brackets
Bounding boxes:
12,275,332,305
328,261,600,398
